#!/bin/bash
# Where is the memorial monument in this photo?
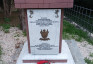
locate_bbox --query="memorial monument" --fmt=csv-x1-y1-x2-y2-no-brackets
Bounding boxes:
14,0,74,64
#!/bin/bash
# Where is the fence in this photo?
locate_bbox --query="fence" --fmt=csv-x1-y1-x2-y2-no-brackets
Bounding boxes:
64,5,93,35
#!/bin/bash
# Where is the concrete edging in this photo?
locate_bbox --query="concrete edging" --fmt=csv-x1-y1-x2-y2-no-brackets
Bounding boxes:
65,40,86,64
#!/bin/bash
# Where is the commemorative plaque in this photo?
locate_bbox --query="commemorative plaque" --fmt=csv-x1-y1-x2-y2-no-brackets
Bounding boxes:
27,9,61,55
15,0,74,63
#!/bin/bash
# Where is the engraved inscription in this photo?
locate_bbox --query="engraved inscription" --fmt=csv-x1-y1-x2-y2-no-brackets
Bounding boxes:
36,17,52,26
30,17,58,27
31,43,58,50
37,43,52,50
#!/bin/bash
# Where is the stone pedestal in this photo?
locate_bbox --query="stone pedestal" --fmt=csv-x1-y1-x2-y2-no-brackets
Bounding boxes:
16,40,75,64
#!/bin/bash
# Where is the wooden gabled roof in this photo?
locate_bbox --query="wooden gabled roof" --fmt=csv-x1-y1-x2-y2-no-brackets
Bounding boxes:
14,0,73,8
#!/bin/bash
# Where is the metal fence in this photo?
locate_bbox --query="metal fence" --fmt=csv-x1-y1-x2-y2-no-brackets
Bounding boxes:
64,5,93,35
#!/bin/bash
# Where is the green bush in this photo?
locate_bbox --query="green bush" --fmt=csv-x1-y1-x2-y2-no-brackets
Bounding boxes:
90,53,93,57
2,24,11,29
84,57,93,64
1,24,11,33
4,18,11,23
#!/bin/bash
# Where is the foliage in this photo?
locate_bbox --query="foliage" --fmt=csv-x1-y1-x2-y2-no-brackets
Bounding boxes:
90,53,93,57
1,24,11,33
4,17,11,23
2,24,11,29
84,57,93,64
3,29,9,33
63,20,93,44
0,0,13,17
23,31,27,36
17,24,21,29
65,9,93,33
74,0,93,9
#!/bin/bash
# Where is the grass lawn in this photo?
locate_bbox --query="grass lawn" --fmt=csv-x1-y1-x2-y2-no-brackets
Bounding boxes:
63,20,93,64
63,20,93,45
85,58,93,64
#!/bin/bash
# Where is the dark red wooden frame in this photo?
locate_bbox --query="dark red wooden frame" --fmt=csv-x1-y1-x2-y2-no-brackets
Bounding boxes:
59,9,64,53
25,9,31,53
14,0,73,8
23,60,67,63
25,9,64,54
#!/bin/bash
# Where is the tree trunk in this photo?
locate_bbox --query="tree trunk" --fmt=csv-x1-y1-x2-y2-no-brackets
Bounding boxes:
19,9,26,31
3,0,12,17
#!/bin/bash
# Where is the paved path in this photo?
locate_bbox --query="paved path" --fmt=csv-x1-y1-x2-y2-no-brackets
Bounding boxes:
66,40,86,64
0,60,2,64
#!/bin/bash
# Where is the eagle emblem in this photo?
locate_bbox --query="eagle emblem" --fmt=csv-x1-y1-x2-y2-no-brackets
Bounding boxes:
40,29,50,41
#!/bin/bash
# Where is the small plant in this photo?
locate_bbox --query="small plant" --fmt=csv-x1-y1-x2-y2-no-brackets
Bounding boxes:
1,24,11,33
14,34,20,37
84,57,93,64
2,24,11,29
90,53,93,57
4,17,11,23
3,29,9,33
17,24,21,29
23,31,27,36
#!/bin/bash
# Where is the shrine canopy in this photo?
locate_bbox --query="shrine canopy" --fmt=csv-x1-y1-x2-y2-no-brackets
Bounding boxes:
14,0,74,8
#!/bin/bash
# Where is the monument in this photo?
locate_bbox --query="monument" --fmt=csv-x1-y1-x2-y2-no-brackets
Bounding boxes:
14,0,74,64
27,9,61,55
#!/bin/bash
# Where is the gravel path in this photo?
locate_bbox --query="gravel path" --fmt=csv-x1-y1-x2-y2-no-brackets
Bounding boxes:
0,27,93,64
0,27,27,64
77,41,93,60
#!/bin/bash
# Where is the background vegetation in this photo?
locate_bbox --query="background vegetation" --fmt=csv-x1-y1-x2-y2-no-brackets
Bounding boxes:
74,0,93,9
63,20,93,45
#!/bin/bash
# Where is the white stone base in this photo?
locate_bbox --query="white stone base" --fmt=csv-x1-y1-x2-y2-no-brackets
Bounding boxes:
16,40,75,64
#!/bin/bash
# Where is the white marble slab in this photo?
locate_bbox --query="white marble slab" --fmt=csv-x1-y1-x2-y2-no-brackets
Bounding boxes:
27,9,61,55
16,40,75,64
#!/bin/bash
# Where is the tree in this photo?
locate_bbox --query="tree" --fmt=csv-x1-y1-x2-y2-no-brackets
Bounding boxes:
19,9,26,31
0,0,3,9
1,0,13,17
3,0,12,17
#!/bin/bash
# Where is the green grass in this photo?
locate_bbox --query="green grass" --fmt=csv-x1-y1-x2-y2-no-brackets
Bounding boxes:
17,24,21,29
63,20,93,44
1,24,11,29
84,57,93,64
23,31,27,36
0,24,11,33
65,11,93,33
90,53,93,57
4,17,11,23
